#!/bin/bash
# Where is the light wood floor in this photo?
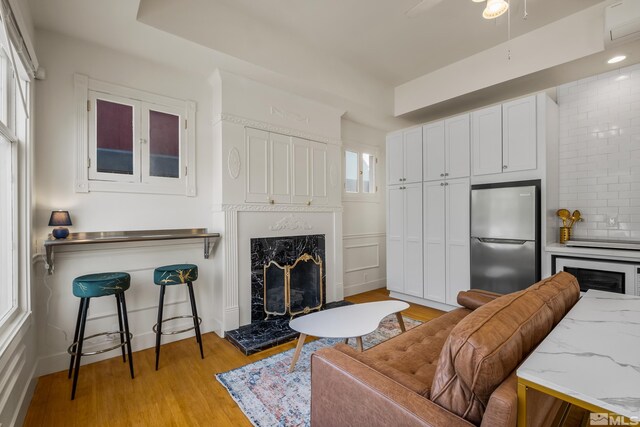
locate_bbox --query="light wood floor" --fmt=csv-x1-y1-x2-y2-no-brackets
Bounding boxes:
23,288,443,427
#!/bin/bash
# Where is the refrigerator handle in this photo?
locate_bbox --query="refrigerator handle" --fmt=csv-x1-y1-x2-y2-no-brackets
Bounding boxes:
475,237,528,245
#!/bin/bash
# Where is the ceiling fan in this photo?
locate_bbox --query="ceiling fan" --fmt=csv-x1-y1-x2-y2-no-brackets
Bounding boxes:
405,0,513,19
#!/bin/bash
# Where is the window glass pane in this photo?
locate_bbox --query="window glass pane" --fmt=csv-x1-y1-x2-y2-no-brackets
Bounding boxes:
149,110,180,178
362,153,375,193
0,137,13,321
345,150,358,193
96,99,134,175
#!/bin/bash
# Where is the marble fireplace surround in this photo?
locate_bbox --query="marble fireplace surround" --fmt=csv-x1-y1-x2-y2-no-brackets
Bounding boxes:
251,234,326,323
231,209,343,331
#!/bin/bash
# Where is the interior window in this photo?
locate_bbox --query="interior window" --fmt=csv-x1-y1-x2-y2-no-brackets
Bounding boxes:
149,109,180,178
362,152,375,194
96,99,134,175
345,150,358,193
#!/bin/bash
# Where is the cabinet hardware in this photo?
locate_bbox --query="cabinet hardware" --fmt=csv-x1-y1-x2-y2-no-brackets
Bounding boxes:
399,178,403,182
440,173,445,177
270,199,275,204
503,165,508,169
307,200,311,206
445,182,449,186
444,173,449,177
440,182,445,186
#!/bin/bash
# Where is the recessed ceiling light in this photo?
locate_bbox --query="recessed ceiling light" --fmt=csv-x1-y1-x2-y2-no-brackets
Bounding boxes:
608,55,627,64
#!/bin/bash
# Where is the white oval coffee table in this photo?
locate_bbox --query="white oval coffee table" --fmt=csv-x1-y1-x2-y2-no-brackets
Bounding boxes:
288,300,410,372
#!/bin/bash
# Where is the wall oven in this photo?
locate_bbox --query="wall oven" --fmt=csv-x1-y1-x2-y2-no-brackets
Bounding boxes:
552,256,639,296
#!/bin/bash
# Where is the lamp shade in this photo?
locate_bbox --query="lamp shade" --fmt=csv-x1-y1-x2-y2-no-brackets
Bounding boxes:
483,0,509,19
48,210,72,226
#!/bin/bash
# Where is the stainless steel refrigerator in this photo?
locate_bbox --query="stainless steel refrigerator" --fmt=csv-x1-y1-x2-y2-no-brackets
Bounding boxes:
470,182,540,294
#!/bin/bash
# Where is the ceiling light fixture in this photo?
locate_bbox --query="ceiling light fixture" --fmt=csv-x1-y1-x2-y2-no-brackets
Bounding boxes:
483,0,509,20
608,55,627,64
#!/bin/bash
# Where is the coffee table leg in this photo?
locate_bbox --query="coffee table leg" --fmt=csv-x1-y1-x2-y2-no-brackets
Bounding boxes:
344,338,349,344
396,312,406,333
356,337,363,352
289,333,307,373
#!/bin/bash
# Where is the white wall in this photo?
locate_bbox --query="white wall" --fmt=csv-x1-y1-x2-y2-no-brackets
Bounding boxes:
557,64,640,240
341,119,387,296
32,30,223,375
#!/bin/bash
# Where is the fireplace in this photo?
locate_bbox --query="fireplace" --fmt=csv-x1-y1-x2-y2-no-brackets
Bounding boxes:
264,253,323,318
250,234,326,323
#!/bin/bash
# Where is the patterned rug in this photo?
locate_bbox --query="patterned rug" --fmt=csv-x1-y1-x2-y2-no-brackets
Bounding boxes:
216,314,422,427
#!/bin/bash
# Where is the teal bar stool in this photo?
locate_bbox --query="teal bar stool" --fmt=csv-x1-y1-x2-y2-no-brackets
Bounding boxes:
153,264,204,370
68,272,134,400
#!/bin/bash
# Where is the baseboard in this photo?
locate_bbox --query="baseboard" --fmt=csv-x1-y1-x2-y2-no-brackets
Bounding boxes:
389,291,457,312
344,278,385,297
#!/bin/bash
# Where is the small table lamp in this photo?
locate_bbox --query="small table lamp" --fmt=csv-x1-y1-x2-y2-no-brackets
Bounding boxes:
48,210,72,239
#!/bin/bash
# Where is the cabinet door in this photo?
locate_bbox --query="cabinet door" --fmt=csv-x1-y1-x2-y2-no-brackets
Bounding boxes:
445,114,470,179
404,183,423,297
387,132,404,185
404,127,423,183
472,105,503,176
423,181,446,303
291,137,311,204
446,178,470,306
423,121,445,182
245,128,270,203
310,141,328,205
270,133,291,203
387,186,404,293
503,96,537,173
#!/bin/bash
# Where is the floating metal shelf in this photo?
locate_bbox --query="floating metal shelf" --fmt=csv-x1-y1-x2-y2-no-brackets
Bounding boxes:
43,228,221,274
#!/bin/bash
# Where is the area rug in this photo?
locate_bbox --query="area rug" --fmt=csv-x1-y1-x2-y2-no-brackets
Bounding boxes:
216,314,422,427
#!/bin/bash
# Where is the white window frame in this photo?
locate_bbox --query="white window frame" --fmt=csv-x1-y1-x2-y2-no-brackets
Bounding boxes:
342,141,380,202
75,74,197,196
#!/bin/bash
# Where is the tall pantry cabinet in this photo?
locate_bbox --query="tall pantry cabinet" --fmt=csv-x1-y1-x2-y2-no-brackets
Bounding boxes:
386,127,423,297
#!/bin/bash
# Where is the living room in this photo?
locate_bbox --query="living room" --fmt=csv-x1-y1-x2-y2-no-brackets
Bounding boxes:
1,0,639,426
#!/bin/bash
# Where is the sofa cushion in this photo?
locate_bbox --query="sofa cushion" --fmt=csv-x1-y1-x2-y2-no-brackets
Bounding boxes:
335,307,471,397
430,272,580,425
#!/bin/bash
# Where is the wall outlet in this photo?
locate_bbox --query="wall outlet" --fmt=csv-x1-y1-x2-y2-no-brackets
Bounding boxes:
607,215,619,228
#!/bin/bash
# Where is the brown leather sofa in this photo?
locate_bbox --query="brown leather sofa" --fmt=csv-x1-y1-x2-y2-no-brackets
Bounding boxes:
311,272,580,427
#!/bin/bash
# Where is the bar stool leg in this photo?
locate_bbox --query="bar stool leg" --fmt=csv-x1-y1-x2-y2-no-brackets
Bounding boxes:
118,292,135,379
187,282,204,359
116,294,126,363
155,285,166,371
68,299,84,379
71,298,90,400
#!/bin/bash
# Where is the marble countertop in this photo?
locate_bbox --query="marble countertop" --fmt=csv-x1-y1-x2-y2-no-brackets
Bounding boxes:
546,243,640,262
517,290,640,419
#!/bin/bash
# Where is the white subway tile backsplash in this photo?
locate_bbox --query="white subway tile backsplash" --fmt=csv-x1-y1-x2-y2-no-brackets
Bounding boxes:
559,68,640,240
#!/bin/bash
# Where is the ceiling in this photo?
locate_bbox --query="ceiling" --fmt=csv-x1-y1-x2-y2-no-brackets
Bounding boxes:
194,0,604,85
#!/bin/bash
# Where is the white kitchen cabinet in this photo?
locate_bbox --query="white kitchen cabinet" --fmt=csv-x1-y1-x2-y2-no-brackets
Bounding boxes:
423,178,470,306
472,105,503,176
386,182,423,297
423,115,470,182
471,96,537,177
503,96,537,173
445,115,471,179
386,186,404,293
386,127,422,185
445,178,470,305
423,180,446,303
423,121,445,182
